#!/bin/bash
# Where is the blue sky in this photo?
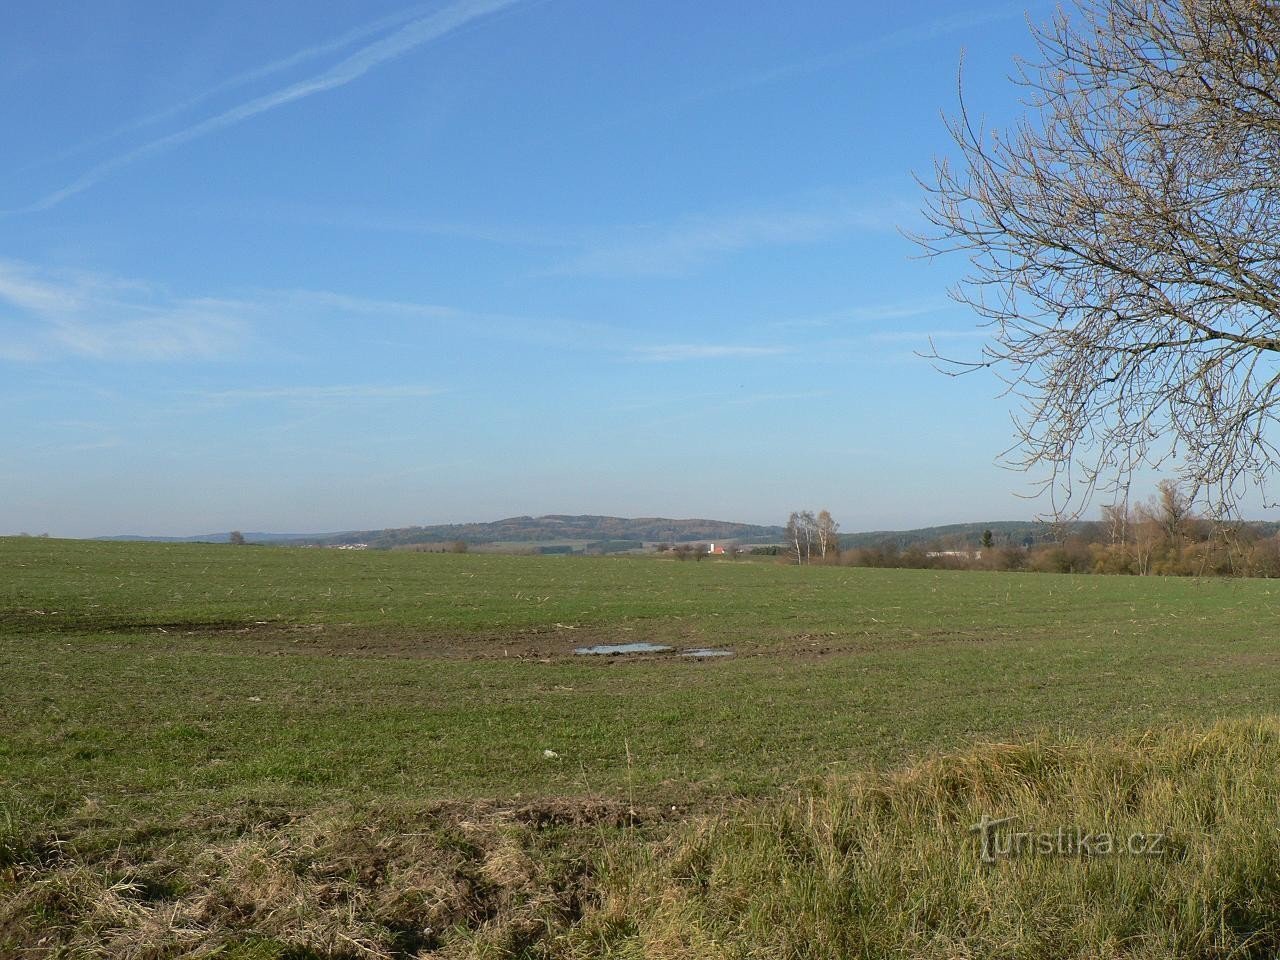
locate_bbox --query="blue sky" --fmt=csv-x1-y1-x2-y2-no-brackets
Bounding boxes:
2,0,1064,537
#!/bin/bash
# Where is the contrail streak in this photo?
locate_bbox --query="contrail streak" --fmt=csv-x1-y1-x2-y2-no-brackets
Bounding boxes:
18,2,447,173
18,0,523,213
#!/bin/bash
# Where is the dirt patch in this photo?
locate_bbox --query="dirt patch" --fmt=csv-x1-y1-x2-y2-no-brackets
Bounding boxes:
144,622,964,663
194,621,676,661
75,619,748,663
11,614,1018,663
1197,651,1280,670
0,609,254,636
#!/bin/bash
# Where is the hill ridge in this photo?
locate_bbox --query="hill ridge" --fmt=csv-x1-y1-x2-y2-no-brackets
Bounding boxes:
95,514,1280,549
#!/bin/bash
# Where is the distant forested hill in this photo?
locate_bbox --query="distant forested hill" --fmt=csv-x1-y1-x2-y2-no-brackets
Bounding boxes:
839,519,1280,550
838,521,1072,551
309,515,787,548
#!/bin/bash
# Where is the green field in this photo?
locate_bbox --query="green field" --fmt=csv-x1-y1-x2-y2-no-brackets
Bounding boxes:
4,537,1280,957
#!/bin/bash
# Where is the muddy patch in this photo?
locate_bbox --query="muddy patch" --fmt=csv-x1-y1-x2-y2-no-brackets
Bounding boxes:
18,617,1007,664
66,620,701,663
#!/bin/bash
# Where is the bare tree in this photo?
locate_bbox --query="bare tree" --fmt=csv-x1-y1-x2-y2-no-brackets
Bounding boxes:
228,530,246,546
785,512,803,564
785,511,819,564
803,511,818,560
816,509,840,559
1100,501,1130,546
1132,502,1161,576
1129,478,1198,572
1155,478,1194,551
917,0,1280,519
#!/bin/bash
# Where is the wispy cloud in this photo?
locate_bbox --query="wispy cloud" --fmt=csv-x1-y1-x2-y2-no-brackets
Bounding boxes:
617,389,834,433
684,4,1031,105
200,384,447,402
0,342,45,362
574,3,1032,148
200,203,582,249
770,299,956,329
0,260,252,361
31,438,123,455
15,0,525,212
0,258,634,363
20,3,451,174
609,389,828,417
277,289,461,320
276,287,622,350
548,194,910,277
867,329,987,343
723,390,830,405
631,343,792,362
49,307,249,361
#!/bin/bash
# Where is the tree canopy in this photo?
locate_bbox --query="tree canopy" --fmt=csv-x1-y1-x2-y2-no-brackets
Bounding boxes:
918,0,1280,518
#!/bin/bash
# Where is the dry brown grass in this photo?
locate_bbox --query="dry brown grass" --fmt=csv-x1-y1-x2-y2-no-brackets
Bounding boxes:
0,799,626,959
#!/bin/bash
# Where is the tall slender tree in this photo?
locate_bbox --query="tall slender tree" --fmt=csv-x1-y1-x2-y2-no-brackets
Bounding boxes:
816,510,840,559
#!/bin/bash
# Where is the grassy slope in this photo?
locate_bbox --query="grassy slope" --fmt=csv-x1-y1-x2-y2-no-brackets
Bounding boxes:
4,537,1280,957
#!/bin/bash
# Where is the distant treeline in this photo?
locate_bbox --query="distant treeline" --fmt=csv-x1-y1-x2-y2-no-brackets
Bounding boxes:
829,483,1280,578
837,520,1065,551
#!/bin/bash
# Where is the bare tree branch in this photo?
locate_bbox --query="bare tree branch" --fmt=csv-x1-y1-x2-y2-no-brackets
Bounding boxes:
914,0,1280,519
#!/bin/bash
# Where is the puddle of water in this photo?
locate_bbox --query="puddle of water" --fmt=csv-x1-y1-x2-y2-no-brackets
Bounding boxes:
574,642,673,655
681,648,734,658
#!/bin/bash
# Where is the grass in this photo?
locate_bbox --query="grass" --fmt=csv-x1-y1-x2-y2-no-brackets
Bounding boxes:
569,718,1280,959
3,537,1280,956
